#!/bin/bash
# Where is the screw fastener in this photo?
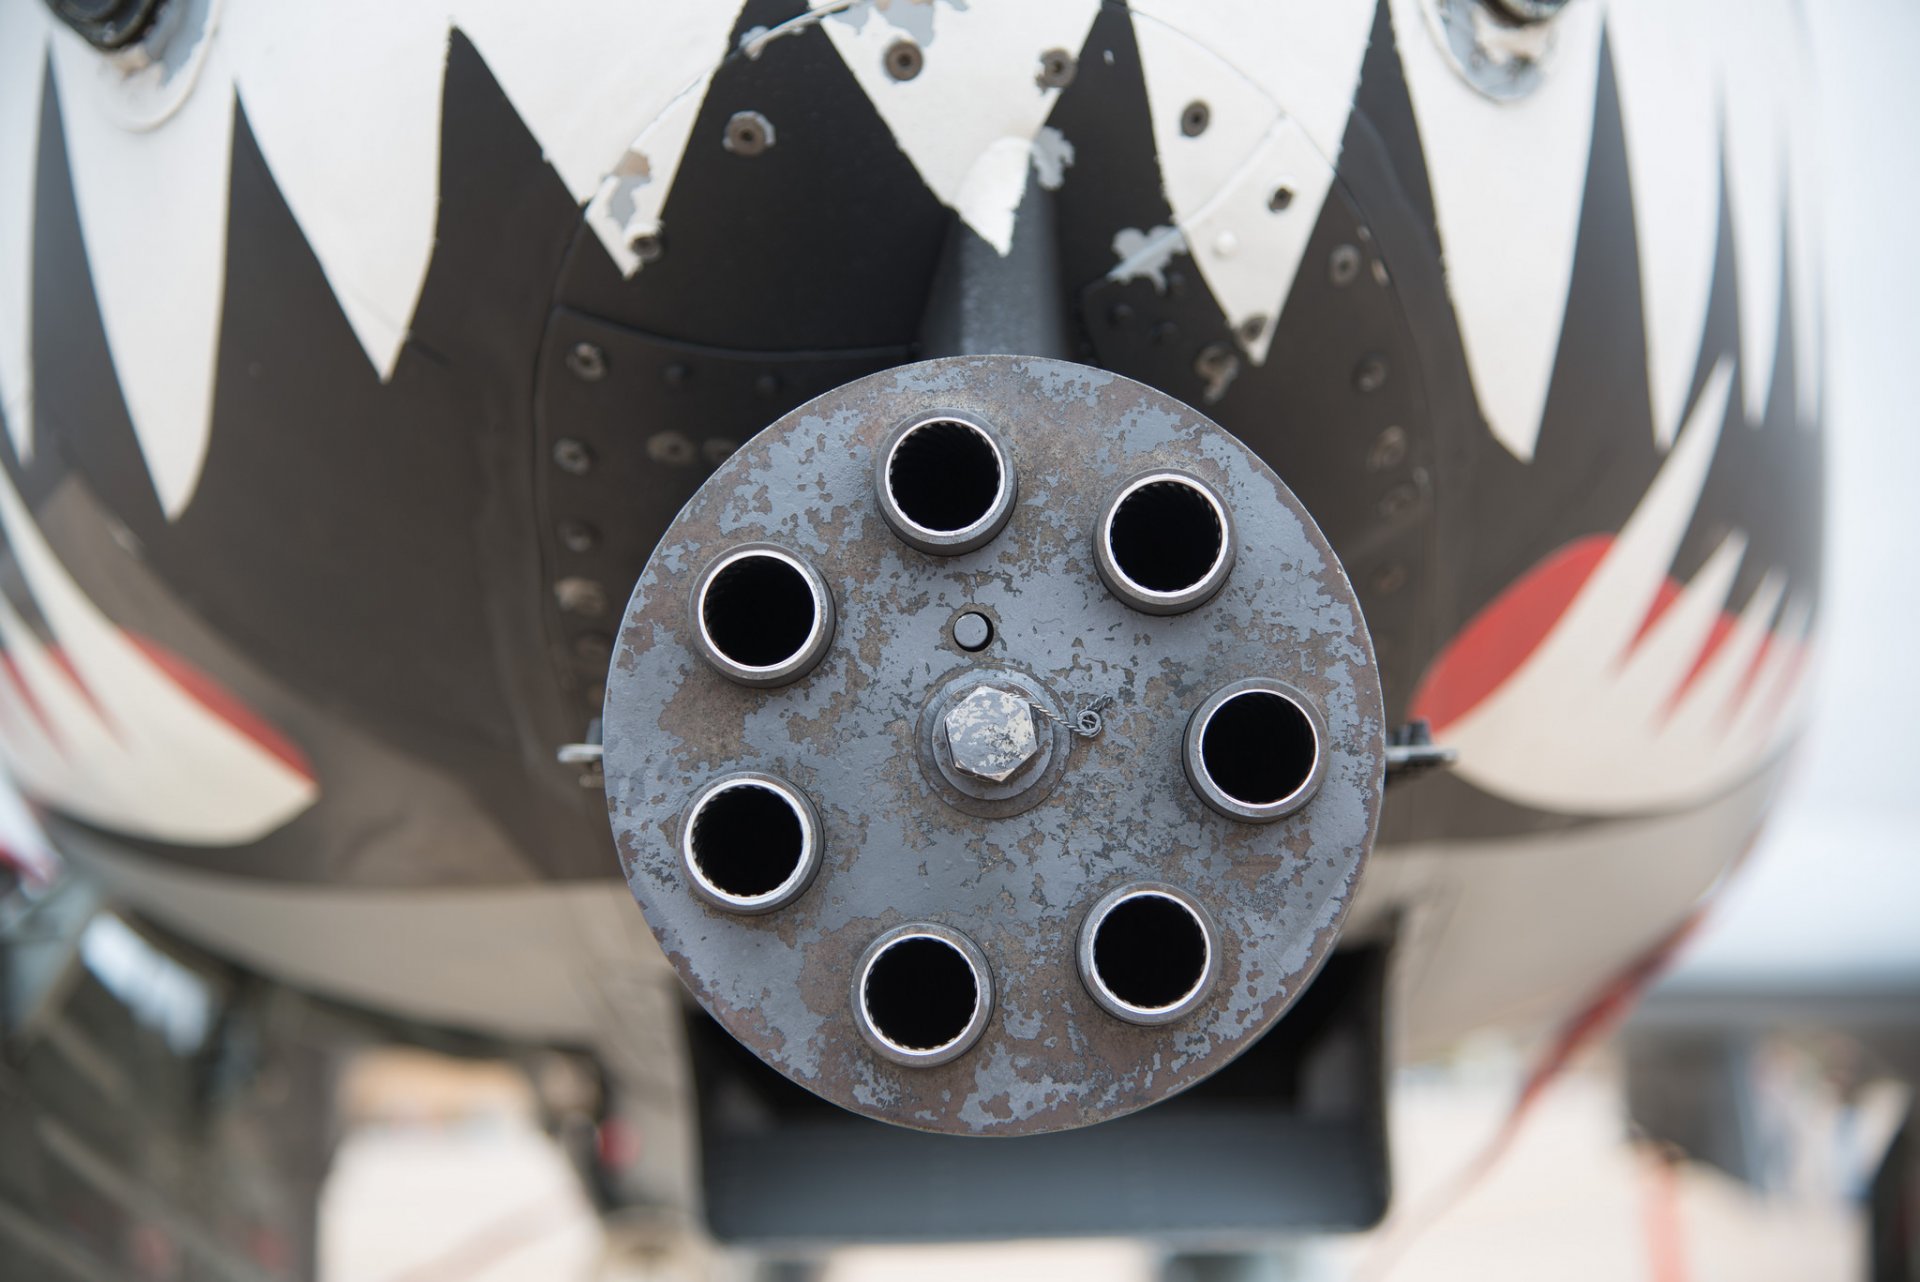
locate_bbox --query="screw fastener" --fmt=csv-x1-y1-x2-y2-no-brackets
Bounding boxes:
565,342,607,381
885,39,923,81
943,687,1042,783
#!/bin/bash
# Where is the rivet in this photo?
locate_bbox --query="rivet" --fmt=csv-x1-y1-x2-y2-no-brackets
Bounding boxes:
723,110,774,157
630,231,665,264
648,432,696,466
1036,48,1076,90
1368,426,1408,472
1268,185,1296,212
1180,100,1210,137
565,342,606,382
1353,356,1389,393
555,577,608,618
1329,243,1362,287
1377,480,1420,521
553,439,595,476
885,39,924,81
557,520,599,554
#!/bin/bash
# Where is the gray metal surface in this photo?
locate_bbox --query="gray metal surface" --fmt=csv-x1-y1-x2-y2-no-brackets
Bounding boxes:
602,356,1385,1135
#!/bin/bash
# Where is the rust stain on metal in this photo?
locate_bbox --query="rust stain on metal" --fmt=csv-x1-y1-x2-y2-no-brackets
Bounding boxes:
602,357,1385,1136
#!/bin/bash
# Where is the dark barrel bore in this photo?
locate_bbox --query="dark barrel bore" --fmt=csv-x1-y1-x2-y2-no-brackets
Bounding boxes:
1184,679,1326,822
877,415,1017,554
1096,472,1236,614
1078,885,1219,1024
691,545,834,686
853,925,993,1066
680,774,821,913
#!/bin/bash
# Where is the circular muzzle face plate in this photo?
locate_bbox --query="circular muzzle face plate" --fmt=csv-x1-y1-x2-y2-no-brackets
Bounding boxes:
603,357,1384,1136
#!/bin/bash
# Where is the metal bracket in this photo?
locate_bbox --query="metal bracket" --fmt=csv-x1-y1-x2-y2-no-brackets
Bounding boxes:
556,717,605,789
1385,718,1458,780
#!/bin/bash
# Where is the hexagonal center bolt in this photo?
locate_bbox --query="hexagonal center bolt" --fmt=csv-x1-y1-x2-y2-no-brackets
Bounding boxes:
942,686,1041,783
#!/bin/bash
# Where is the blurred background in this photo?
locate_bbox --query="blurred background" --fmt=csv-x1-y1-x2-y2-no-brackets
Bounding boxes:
314,2,1920,1279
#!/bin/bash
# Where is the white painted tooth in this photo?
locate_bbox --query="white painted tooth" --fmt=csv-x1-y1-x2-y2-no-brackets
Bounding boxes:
1387,0,1603,461
452,0,748,205
1546,360,1733,662
1130,15,1343,362
1609,0,1721,449
49,28,233,518
1666,567,1783,739
0,596,65,787
1725,594,1810,749
812,0,1100,255
1442,365,1744,814
0,0,50,463
1720,0,1793,423
1125,0,1374,164
225,2,451,379
1615,530,1745,727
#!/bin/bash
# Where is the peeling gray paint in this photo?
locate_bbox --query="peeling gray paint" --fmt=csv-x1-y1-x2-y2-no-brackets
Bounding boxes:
1031,124,1075,191
602,357,1385,1136
1107,224,1189,292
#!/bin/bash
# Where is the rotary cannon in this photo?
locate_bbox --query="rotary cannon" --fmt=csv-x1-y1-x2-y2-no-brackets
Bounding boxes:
602,355,1384,1136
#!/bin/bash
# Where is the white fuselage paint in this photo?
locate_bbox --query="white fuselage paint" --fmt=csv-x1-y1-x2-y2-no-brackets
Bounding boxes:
0,462,317,844
1442,362,1812,813
2,0,1825,495
1390,0,1605,463
0,2,1824,1071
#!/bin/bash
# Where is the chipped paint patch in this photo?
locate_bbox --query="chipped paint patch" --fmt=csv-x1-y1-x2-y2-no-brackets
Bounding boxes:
1107,225,1188,293
603,357,1383,1135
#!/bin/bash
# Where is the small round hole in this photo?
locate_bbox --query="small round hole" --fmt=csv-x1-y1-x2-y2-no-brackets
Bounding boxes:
681,775,820,913
1080,888,1217,1024
855,927,992,1066
692,546,834,686
1097,473,1235,614
877,417,1016,555
1184,681,1326,822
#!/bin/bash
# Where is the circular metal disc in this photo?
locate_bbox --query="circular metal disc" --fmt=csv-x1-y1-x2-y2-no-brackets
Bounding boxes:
603,357,1384,1136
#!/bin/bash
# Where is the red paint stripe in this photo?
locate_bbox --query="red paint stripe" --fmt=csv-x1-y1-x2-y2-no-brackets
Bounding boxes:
1660,613,1736,720
1410,535,1612,733
0,651,60,751
1757,640,1813,739
124,634,315,783
1722,632,1776,726
1625,579,1683,658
